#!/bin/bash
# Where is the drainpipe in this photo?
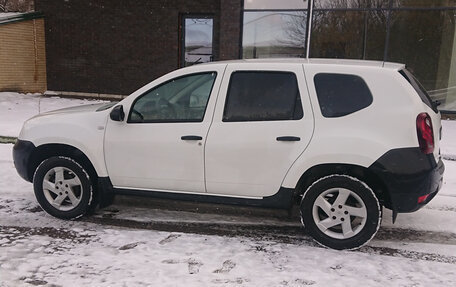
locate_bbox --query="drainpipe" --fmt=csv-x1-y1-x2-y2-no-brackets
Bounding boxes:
306,0,314,59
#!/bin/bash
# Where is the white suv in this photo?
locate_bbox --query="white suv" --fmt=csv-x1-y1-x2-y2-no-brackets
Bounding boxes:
13,59,444,250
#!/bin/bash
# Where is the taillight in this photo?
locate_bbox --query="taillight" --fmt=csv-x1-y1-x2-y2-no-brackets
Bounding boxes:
416,113,434,154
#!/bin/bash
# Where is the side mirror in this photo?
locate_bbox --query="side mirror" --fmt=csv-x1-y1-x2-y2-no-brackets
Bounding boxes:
110,105,125,122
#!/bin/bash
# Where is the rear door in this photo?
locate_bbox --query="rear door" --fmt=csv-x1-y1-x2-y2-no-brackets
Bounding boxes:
205,63,314,197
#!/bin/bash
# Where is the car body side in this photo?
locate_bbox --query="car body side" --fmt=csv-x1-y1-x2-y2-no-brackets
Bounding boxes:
13,60,443,214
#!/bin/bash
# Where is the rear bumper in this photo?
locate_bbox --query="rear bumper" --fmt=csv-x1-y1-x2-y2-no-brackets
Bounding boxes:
369,148,444,213
13,139,36,182
386,158,444,212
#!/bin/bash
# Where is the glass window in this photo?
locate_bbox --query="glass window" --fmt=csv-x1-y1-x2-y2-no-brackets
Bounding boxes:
129,72,217,123
314,0,390,9
182,16,213,67
313,73,373,117
243,11,307,58
393,0,456,8
310,10,386,60
387,10,456,111
223,72,303,122
244,0,308,10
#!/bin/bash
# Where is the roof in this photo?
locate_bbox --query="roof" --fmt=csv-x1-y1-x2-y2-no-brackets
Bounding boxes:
0,11,44,26
201,58,405,70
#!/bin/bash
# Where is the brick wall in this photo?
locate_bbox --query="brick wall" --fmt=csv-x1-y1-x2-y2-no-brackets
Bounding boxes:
0,17,47,93
219,0,242,60
35,0,242,95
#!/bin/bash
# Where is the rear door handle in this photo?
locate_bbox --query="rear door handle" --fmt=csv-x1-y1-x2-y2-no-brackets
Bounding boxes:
181,135,203,141
276,136,301,142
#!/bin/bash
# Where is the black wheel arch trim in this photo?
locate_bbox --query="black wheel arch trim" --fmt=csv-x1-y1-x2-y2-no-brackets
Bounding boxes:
293,163,391,208
13,140,100,185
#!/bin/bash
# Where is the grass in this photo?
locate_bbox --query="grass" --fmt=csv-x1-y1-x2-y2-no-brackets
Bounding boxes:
0,136,17,144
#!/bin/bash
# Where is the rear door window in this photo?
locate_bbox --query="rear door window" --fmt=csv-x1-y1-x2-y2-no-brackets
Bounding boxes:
313,73,373,118
223,71,303,122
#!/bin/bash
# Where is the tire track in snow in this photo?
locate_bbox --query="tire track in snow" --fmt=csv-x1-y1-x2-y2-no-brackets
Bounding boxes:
88,212,456,245
359,246,456,265
81,217,456,264
0,225,93,247
2,222,456,265
375,228,456,245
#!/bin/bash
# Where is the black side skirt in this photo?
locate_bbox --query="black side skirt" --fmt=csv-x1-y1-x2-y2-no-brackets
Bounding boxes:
97,177,294,210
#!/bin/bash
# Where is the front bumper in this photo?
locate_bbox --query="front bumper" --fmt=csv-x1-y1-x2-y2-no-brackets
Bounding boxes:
12,139,36,182
369,147,444,213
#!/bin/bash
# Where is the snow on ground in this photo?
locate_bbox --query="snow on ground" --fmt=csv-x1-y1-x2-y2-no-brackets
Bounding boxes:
0,13,23,20
1,92,456,286
0,92,107,137
441,120,456,158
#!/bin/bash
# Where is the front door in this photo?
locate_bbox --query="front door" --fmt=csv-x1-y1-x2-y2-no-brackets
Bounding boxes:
104,69,221,193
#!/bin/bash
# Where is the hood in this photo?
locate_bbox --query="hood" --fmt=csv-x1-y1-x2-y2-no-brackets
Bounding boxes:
38,102,115,116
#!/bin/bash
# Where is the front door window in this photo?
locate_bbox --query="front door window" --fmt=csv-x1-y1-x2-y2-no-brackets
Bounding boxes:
128,72,217,123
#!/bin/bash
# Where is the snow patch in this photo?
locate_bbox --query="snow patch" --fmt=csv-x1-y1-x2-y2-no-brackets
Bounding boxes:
0,92,107,137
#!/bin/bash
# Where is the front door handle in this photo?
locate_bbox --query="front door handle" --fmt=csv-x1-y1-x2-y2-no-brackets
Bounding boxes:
181,135,203,141
276,136,301,142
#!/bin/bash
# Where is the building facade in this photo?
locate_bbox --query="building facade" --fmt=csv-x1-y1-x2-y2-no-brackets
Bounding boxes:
0,12,46,93
35,0,456,112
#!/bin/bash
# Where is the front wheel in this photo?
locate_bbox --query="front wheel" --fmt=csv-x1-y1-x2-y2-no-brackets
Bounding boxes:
300,174,381,250
33,156,93,220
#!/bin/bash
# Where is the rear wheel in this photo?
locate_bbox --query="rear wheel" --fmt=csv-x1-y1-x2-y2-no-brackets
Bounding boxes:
33,156,93,219
300,174,381,250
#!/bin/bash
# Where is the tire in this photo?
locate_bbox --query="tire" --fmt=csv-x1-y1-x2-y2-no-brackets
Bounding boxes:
33,156,93,220
300,174,381,250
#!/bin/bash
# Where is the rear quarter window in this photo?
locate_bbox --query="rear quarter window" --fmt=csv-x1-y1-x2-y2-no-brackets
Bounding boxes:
313,73,373,118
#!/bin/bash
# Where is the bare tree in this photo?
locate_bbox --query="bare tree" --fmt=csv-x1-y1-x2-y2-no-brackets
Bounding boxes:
281,12,307,47
314,0,406,9
0,0,33,12
0,0,9,12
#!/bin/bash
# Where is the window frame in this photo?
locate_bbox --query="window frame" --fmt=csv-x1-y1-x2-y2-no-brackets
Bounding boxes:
127,71,218,124
180,14,215,68
222,70,304,122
